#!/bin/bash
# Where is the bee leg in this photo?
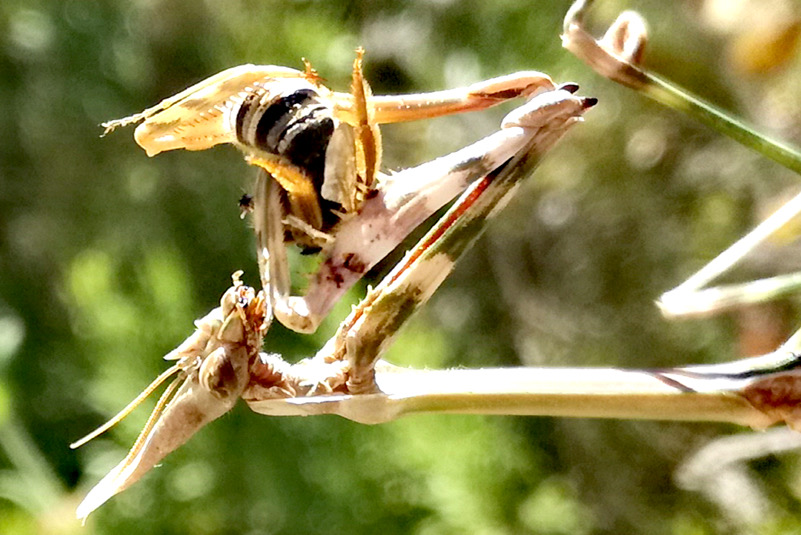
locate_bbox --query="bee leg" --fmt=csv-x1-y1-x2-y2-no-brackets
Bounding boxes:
247,155,324,234
348,48,382,195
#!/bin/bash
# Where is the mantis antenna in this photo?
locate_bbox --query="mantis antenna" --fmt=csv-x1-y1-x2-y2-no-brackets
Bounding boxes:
69,362,185,449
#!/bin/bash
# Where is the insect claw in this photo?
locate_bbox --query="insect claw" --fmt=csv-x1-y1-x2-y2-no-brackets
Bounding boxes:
76,275,266,519
238,193,254,218
301,57,324,85
558,82,580,93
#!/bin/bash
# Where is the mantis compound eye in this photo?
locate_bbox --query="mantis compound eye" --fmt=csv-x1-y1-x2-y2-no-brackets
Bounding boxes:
200,347,239,400
220,288,239,316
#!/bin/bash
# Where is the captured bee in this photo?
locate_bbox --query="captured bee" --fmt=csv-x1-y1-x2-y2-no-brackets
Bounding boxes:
104,49,557,332
104,50,380,252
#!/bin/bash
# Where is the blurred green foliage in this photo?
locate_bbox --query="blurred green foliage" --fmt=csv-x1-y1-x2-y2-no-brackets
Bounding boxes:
2,0,801,533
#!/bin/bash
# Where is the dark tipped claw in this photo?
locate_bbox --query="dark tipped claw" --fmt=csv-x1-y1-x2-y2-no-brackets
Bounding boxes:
558,82,580,93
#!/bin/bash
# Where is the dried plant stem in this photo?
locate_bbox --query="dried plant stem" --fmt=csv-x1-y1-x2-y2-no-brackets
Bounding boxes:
562,0,801,174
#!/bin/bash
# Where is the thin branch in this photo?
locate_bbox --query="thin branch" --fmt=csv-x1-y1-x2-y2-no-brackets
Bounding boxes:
659,190,801,317
561,0,801,318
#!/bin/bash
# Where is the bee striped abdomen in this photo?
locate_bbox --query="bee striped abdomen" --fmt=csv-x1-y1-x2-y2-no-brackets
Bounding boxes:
235,83,335,186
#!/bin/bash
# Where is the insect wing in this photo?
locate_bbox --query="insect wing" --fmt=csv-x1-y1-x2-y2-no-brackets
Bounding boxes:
253,170,287,303
322,122,358,211
106,65,315,156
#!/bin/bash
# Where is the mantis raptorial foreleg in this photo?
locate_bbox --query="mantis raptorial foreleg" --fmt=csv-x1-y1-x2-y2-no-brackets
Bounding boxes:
264,85,586,333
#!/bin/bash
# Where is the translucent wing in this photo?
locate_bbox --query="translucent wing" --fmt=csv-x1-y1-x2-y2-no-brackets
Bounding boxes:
322,122,358,211
102,65,318,156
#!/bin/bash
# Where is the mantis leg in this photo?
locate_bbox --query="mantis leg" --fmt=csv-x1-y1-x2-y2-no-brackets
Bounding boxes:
272,86,586,333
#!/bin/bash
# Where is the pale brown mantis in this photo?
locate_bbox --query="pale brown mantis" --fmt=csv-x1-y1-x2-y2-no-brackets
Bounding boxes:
73,2,801,523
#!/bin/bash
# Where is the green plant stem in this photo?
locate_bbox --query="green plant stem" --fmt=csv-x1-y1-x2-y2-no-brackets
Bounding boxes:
643,73,801,175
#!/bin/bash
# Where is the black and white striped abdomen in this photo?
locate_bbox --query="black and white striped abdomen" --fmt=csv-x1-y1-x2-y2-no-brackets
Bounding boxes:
232,79,335,182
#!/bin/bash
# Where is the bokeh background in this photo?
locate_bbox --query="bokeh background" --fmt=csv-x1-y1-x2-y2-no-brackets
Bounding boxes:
3,0,801,533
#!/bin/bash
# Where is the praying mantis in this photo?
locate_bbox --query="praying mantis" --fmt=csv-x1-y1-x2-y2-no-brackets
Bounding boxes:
74,47,596,519
72,0,801,523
